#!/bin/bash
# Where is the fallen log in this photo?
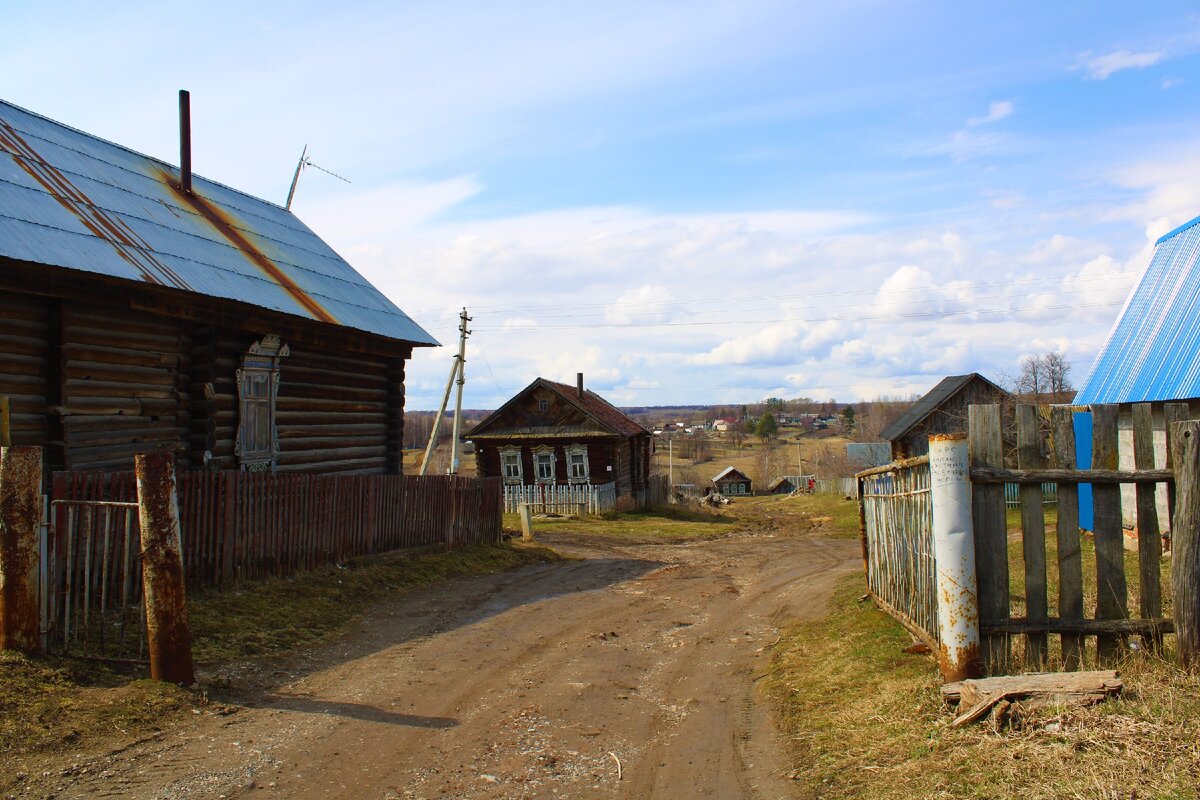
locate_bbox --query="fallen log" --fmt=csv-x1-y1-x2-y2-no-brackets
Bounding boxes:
942,670,1123,727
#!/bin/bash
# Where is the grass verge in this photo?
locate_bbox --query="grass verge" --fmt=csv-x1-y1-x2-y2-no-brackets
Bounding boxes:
190,541,561,664
767,573,1200,799
0,541,560,770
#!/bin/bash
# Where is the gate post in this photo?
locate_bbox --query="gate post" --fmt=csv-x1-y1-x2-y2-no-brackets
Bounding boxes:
1171,420,1200,669
135,453,194,685
0,446,42,653
928,433,981,681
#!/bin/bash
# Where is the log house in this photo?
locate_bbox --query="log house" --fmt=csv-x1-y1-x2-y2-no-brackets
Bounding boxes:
0,98,436,474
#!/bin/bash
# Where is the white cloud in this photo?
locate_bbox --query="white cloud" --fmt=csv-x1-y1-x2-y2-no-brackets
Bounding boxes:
605,285,673,325
967,100,1014,127
1161,77,1184,90
1078,49,1163,80
688,321,802,366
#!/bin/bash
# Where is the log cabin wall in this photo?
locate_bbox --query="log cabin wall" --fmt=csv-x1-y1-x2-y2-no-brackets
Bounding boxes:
276,348,391,474
0,283,411,476
59,305,191,472
0,292,50,452
474,438,619,486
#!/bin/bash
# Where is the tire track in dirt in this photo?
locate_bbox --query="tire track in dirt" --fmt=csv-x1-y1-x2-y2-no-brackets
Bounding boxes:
18,533,857,800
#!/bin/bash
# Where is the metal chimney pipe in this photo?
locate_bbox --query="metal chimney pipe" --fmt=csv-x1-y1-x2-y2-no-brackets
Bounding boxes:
577,372,584,398
178,90,192,194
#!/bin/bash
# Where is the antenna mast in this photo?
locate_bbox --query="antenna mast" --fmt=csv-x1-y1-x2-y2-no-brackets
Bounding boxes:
284,146,350,210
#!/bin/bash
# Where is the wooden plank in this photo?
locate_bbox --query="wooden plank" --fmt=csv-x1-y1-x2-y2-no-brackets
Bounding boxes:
1050,406,1084,670
968,403,1010,674
1171,419,1200,668
1132,403,1164,651
0,396,10,447
1091,404,1128,665
1165,403,1190,530
982,616,1174,635
970,467,1172,485
1017,405,1048,668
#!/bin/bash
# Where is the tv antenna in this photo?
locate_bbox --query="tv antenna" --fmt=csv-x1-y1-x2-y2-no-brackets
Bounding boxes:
284,145,350,210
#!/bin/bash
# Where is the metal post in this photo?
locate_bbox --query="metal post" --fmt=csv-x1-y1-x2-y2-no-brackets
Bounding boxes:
135,453,194,685
0,446,42,652
928,433,981,681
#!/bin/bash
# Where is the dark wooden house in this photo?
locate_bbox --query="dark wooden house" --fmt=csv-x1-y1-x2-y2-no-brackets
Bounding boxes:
880,373,1010,460
712,466,752,496
0,98,436,474
466,375,653,503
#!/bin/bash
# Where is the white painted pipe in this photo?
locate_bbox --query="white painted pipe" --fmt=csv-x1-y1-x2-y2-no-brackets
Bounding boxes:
929,433,982,681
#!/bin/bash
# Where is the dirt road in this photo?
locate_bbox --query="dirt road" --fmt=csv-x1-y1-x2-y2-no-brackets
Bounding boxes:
25,531,857,799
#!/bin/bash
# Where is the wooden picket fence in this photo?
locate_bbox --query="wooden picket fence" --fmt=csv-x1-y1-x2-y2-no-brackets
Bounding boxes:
503,481,617,514
859,402,1186,675
40,471,502,656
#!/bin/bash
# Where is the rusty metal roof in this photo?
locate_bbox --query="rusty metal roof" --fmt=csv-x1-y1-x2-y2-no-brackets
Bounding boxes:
0,99,437,346
467,377,650,441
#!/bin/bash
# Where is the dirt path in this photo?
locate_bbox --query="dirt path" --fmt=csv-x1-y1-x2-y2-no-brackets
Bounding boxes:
22,531,857,799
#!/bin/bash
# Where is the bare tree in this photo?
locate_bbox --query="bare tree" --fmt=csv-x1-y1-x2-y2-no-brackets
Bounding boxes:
1013,351,1073,401
1042,351,1073,395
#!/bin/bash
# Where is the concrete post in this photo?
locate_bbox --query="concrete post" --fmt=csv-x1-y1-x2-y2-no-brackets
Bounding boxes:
135,453,194,685
517,503,534,541
929,433,982,681
0,446,42,652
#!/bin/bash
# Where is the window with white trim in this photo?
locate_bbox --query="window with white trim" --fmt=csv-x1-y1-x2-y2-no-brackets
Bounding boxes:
533,446,556,483
236,334,288,471
500,448,523,484
566,444,589,484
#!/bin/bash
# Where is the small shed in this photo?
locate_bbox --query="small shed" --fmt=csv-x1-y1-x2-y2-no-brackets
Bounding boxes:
1074,212,1200,530
0,97,437,474
879,374,1010,460
767,476,800,494
466,374,653,504
712,466,752,496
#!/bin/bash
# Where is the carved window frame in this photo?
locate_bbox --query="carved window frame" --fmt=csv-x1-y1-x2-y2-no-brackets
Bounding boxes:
566,443,589,484
533,445,556,484
236,334,288,472
500,447,524,484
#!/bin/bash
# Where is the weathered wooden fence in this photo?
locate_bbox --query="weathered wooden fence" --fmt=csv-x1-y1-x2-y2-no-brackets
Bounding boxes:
41,471,502,655
503,481,617,514
860,402,1187,675
644,474,670,508
815,477,859,497
858,456,936,645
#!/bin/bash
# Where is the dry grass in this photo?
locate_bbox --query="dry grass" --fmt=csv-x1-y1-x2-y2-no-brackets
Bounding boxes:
767,574,1200,799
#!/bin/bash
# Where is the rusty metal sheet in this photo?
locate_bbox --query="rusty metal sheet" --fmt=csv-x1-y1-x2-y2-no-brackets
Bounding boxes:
0,99,436,347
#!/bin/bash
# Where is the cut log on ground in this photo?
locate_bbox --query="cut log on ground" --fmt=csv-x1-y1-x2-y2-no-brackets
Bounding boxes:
942,670,1123,727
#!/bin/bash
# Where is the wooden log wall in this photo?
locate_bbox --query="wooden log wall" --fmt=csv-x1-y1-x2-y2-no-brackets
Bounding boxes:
59,306,190,473
0,293,50,451
276,348,390,474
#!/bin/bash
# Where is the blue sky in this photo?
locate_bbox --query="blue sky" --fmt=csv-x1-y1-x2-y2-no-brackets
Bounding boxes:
5,1,1200,408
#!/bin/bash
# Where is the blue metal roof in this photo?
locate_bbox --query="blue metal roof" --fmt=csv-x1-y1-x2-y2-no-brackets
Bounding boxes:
0,99,437,347
1074,215,1200,404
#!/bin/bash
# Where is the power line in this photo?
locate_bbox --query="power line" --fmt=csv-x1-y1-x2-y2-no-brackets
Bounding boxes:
468,298,1125,331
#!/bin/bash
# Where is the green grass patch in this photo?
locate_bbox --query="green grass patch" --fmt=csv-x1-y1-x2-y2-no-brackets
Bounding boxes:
191,541,562,664
767,573,1200,799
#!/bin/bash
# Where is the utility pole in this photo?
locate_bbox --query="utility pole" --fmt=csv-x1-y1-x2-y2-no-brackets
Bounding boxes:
449,308,470,475
419,308,470,476
668,431,674,488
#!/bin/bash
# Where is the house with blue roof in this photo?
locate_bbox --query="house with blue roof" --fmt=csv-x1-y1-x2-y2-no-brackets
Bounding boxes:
0,95,436,474
1074,214,1200,530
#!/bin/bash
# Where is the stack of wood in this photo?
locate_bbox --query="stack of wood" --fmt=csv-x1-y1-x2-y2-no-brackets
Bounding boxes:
942,670,1123,727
